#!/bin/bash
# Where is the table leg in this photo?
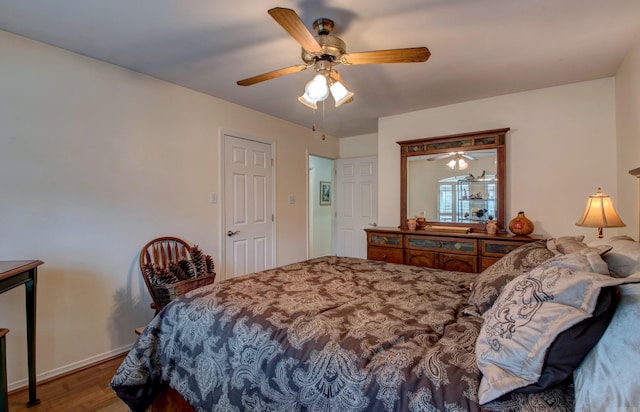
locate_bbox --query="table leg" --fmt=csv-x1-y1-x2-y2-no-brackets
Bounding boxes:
0,329,8,412
25,272,39,407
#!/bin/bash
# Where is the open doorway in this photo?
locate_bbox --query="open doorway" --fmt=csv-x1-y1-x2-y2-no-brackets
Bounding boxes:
308,155,334,258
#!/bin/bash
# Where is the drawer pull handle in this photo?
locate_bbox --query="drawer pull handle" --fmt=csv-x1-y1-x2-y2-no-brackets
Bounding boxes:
382,254,388,259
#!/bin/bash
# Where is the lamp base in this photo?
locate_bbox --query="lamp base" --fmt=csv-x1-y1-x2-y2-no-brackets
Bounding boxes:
596,227,603,239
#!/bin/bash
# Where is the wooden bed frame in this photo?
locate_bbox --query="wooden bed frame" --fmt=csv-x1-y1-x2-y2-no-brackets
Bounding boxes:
151,387,194,412
146,166,640,411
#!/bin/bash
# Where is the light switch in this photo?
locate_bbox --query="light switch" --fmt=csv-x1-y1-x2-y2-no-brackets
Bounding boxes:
288,195,295,204
209,192,217,204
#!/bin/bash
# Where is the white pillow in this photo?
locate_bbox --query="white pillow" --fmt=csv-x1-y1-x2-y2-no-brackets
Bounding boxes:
574,277,640,410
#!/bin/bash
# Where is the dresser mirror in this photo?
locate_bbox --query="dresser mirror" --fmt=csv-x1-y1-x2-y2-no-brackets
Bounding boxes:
398,128,509,232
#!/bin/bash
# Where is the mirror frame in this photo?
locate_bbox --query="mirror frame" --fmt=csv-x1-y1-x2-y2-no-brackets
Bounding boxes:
398,128,509,232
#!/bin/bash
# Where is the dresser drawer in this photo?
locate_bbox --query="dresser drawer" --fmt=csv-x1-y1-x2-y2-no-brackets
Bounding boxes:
440,253,477,273
367,246,404,263
404,249,438,268
405,235,477,255
480,240,529,258
367,232,403,248
480,257,501,271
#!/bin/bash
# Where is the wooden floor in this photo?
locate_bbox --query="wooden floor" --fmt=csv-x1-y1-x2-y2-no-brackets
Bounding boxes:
7,354,129,412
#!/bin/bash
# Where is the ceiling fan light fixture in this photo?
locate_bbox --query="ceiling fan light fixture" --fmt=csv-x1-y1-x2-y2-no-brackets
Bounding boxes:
330,81,354,107
305,74,329,101
446,154,468,170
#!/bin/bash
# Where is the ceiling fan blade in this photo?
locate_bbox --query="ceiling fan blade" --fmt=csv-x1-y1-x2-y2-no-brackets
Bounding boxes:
268,7,323,53
237,64,309,86
427,153,453,161
329,70,346,84
341,47,431,65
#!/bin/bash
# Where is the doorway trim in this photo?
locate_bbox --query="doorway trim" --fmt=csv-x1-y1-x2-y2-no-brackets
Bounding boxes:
220,129,276,280
307,151,336,259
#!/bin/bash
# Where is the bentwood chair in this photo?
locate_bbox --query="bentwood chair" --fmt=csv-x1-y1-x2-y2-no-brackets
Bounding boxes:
140,237,191,312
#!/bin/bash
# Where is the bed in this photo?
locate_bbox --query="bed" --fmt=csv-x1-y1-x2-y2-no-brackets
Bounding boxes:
113,254,590,411
111,169,640,411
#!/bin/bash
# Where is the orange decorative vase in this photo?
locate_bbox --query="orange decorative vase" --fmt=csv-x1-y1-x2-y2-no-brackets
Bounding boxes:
508,211,534,235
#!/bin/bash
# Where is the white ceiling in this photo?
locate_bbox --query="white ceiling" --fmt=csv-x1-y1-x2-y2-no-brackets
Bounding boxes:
2,0,639,137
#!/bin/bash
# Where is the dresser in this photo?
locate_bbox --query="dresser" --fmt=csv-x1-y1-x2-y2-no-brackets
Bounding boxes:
365,227,542,273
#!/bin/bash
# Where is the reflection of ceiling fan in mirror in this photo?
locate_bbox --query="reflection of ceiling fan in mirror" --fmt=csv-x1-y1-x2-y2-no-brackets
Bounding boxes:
427,152,476,170
236,7,431,108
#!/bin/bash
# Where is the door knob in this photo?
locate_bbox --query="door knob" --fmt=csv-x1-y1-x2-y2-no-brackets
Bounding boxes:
368,222,377,227
227,230,240,237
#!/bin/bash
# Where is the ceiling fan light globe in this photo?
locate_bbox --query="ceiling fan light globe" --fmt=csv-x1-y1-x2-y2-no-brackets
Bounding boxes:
330,82,354,107
305,74,329,101
458,158,469,170
447,159,457,169
298,93,318,109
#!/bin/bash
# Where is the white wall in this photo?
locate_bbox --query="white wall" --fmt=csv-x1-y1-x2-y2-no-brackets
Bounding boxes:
615,35,640,239
379,79,624,240
339,133,378,158
0,30,338,389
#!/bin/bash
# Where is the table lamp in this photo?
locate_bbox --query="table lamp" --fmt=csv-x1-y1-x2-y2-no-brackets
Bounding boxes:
575,187,625,239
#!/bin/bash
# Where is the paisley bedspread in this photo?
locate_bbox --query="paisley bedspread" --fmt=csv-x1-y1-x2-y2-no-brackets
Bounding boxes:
110,256,573,411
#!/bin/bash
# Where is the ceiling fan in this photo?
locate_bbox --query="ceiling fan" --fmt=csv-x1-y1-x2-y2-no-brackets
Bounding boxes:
236,7,431,107
427,152,476,171
427,152,477,161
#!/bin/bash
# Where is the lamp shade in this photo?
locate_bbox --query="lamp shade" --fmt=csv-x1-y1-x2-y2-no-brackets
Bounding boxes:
575,187,625,238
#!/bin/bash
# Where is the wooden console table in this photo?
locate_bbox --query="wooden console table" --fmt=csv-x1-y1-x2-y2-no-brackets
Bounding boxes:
0,260,43,407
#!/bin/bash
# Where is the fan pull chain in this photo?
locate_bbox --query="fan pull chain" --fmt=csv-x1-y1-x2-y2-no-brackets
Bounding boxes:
309,101,326,140
321,100,326,140
311,105,317,132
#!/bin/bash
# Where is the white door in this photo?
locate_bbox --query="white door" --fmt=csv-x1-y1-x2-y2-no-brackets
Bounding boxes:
224,134,274,278
335,156,378,258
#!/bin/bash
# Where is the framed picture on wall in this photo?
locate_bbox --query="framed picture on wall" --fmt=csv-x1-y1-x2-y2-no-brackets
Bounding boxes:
320,181,331,205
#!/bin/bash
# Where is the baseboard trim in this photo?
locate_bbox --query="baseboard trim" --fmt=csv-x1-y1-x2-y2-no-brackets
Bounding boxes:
8,343,133,392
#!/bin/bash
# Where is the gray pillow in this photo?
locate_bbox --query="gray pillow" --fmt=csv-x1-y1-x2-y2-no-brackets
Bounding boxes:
546,235,587,255
476,248,638,404
467,240,555,315
589,235,640,277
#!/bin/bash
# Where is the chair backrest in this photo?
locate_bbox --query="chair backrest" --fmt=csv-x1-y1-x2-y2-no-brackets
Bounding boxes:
140,236,191,311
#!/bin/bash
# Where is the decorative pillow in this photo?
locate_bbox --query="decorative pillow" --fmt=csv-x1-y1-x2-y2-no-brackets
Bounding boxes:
546,235,587,255
515,286,617,394
466,240,555,315
574,277,640,410
589,235,640,278
475,248,638,404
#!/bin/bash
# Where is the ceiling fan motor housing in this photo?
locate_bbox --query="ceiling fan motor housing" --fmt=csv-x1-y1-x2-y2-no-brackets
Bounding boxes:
301,18,346,65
